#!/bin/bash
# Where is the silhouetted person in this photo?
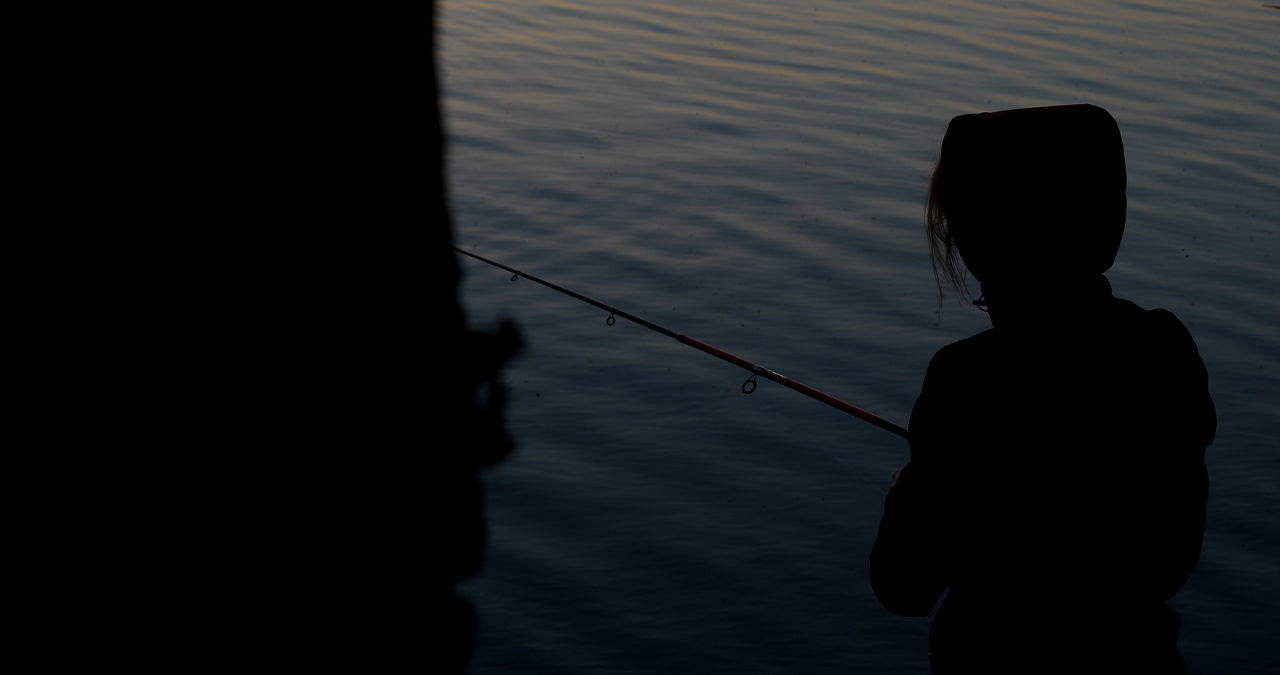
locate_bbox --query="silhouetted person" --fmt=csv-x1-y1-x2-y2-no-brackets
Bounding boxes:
871,105,1214,674
431,3,521,672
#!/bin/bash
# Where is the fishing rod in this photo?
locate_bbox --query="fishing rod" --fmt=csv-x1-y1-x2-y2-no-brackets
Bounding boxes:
454,246,909,439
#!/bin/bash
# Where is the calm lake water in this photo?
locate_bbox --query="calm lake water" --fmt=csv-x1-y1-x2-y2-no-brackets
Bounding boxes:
441,1,1279,672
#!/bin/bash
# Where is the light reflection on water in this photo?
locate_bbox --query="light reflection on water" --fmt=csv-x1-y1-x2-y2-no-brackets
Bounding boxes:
443,1,1279,672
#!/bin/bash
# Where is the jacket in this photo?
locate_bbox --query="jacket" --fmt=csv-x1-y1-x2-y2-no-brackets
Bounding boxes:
870,275,1214,673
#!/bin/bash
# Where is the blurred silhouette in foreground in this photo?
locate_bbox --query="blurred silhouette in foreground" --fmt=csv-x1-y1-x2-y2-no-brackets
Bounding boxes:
871,105,1214,674
430,3,521,672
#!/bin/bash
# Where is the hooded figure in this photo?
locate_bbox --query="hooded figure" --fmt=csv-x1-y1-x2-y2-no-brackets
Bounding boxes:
871,105,1214,674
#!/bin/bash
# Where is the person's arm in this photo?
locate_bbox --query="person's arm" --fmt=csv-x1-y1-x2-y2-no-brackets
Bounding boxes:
869,352,952,616
1143,309,1214,601
870,459,946,616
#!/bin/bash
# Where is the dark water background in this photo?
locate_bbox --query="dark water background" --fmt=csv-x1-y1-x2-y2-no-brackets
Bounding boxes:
441,2,1279,672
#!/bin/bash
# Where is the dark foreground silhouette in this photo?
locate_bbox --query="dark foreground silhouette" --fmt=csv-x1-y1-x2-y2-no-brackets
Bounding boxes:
431,3,521,672
871,105,1214,674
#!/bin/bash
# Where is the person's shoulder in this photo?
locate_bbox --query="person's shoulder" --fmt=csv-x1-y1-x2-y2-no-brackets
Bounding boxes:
941,327,1000,354
1109,297,1207,372
1146,306,1196,341
1111,296,1197,343
927,328,998,371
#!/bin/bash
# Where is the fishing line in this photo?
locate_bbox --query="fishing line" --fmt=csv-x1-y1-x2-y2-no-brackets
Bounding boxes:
455,246,909,439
